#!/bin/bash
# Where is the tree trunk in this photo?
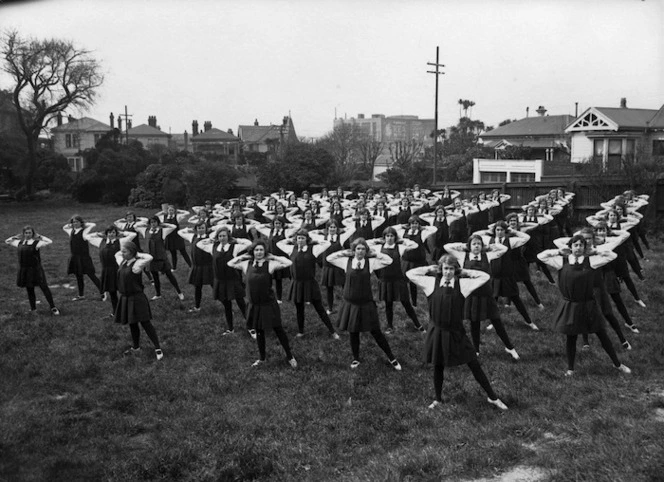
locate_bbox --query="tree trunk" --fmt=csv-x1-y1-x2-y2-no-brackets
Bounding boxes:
25,135,37,197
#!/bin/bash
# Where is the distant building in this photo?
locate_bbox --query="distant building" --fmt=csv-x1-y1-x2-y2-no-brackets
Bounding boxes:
566,98,664,169
333,113,435,180
190,120,240,163
0,91,23,138
474,107,573,183
237,116,298,161
51,115,110,172
127,115,171,148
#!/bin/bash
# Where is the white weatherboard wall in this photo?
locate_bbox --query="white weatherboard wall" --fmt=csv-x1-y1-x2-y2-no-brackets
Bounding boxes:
473,158,543,183
570,133,593,163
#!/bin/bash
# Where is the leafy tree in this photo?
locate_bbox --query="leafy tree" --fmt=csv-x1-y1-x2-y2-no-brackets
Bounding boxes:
498,118,516,127
129,163,186,208
183,161,238,206
257,143,334,193
1,31,103,196
498,145,534,160
379,140,427,190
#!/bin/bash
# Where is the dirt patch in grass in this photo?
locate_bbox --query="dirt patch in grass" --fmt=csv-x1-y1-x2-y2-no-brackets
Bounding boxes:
468,465,552,482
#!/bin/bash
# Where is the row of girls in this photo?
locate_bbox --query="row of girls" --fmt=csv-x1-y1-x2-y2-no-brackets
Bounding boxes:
6,187,650,410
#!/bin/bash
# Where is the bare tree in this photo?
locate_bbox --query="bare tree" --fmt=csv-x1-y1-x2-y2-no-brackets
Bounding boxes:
356,133,384,180
2,31,104,195
388,139,424,166
316,123,362,183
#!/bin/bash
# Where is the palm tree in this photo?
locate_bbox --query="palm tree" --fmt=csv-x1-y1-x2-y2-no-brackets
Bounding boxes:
458,99,464,120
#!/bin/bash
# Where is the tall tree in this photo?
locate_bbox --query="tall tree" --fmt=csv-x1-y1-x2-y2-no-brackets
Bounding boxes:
356,133,384,181
316,123,362,184
1,31,103,195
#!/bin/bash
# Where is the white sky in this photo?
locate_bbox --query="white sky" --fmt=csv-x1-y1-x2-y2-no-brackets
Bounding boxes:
1,0,662,138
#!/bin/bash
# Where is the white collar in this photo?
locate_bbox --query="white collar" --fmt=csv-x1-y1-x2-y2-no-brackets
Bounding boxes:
568,255,585,264
298,246,308,252
440,277,455,287
353,258,365,268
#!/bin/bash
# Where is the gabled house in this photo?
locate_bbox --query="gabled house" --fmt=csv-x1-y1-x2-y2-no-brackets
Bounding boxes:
127,116,171,148
473,107,573,183
190,120,240,163
566,99,664,169
481,108,573,162
237,116,298,160
51,115,110,172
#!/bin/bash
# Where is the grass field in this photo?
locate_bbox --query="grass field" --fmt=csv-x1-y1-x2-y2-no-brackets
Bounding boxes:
1,199,663,481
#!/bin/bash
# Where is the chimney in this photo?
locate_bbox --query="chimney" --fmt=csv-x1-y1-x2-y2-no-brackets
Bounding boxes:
118,116,123,131
67,115,75,123
184,130,189,151
536,105,547,117
575,102,578,117
358,113,365,119
526,107,529,118
57,112,63,126
192,120,199,136
254,119,259,126
148,115,156,128
204,121,212,132
227,128,234,135
109,112,114,129
620,98,627,108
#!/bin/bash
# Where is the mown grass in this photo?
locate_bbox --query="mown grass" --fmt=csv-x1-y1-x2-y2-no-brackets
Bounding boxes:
1,199,663,481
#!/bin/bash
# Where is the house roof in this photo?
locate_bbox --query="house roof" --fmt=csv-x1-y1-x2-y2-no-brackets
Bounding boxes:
238,125,282,143
127,124,170,137
593,107,660,129
51,117,110,132
191,128,240,142
482,115,574,138
493,139,568,150
643,105,664,129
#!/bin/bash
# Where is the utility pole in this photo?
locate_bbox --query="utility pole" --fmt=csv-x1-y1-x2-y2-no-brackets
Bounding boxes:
118,105,133,145
427,47,445,186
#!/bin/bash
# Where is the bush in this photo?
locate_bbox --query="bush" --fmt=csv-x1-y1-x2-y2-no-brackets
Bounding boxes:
129,164,185,208
184,161,238,205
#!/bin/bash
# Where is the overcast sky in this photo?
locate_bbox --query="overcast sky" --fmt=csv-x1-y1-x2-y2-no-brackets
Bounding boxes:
1,0,662,138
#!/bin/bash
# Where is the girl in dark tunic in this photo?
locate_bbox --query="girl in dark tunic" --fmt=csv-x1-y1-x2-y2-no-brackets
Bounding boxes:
396,216,437,307
444,236,519,360
505,214,545,309
406,256,508,410
326,238,401,370
136,216,184,301
88,226,136,315
114,242,163,360
178,222,214,312
343,208,385,245
277,229,338,339
157,205,192,270
228,239,297,368
311,221,353,315
420,205,452,263
519,204,556,285
6,226,60,315
447,197,468,243
367,228,424,333
115,212,148,252
255,217,294,303
63,215,102,300
198,227,252,336
475,222,539,331
538,235,631,376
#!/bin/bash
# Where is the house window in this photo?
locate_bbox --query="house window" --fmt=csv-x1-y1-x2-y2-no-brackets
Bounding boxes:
94,134,102,145
593,139,604,163
653,140,664,156
65,133,79,149
67,156,84,172
480,172,507,183
511,173,535,183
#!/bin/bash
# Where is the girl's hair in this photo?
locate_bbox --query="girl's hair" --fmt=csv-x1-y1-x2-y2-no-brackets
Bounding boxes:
22,225,36,239
594,220,608,230
271,216,286,227
407,215,421,225
70,214,85,226
567,234,588,248
382,226,399,239
125,211,136,220
350,237,369,252
104,225,120,236
148,215,160,225
294,229,311,243
166,204,176,211
123,241,138,257
466,234,485,251
438,254,462,275
491,220,508,235
232,212,245,222
249,239,269,257
213,226,231,241
579,226,595,237
357,208,370,218
326,219,340,230
505,213,519,225
194,221,208,234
